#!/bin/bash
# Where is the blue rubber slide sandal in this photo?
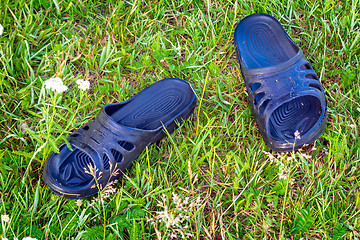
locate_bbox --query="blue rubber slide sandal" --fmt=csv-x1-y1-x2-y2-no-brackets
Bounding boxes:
234,13,327,152
43,78,197,199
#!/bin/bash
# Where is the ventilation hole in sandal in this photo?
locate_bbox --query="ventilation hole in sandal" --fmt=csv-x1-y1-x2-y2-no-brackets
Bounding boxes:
90,136,100,144
102,154,110,170
83,125,90,130
76,151,93,170
300,63,311,70
250,83,261,92
111,148,123,163
259,99,270,115
254,92,265,105
70,133,81,138
117,140,134,151
305,74,318,80
309,83,322,92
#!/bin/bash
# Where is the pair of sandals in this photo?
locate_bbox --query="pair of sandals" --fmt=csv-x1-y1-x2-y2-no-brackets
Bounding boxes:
43,13,327,199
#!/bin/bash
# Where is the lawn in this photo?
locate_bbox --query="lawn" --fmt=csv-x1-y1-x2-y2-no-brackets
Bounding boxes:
0,0,359,239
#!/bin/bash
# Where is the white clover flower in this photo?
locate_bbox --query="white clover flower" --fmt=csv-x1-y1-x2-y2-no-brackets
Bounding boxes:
1,237,9,240
0,24,3,36
294,130,301,140
22,238,38,240
1,214,9,223
76,79,90,91
44,77,68,93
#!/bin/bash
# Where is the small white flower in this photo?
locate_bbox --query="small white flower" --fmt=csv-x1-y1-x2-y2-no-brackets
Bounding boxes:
0,24,3,36
76,199,82,207
22,238,38,240
294,130,301,140
289,179,295,186
76,79,90,91
1,214,9,223
324,148,329,156
278,165,289,180
1,237,9,240
278,172,287,179
169,232,177,239
263,151,279,163
44,77,68,93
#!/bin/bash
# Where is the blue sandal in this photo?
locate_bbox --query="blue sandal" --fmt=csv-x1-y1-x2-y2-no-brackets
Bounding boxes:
234,13,327,152
43,78,197,199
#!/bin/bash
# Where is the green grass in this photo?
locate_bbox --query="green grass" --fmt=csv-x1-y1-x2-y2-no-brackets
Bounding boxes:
0,0,359,239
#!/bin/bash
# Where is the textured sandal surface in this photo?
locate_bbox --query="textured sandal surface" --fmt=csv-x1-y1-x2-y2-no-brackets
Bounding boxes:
43,78,197,199
234,13,327,152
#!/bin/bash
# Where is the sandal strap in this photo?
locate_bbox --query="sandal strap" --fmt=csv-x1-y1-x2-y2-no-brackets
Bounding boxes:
67,104,157,173
244,54,326,117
